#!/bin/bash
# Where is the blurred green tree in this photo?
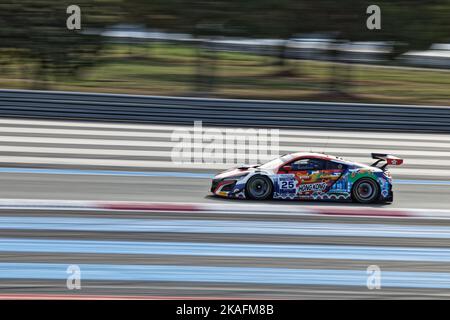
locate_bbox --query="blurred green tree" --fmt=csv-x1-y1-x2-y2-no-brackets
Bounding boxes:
0,0,448,95
0,0,122,87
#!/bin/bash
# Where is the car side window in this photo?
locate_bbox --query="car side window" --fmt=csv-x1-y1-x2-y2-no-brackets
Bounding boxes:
326,161,345,170
291,158,325,171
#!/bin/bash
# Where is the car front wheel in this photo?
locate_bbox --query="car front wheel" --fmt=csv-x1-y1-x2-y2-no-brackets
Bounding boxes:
245,175,273,200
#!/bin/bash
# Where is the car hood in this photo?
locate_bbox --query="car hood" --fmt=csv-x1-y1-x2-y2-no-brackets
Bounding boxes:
214,165,261,179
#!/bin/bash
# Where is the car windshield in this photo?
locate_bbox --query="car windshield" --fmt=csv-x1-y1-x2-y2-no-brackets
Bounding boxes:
258,154,294,169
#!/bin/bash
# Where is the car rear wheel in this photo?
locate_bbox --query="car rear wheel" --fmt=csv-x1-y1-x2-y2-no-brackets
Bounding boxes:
352,178,380,204
246,175,273,200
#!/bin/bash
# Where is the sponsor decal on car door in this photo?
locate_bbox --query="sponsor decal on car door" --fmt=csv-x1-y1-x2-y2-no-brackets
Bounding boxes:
277,159,345,198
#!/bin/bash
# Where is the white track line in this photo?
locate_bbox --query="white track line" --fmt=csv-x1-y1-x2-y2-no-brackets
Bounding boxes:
1,117,450,141
0,146,448,167
1,128,450,149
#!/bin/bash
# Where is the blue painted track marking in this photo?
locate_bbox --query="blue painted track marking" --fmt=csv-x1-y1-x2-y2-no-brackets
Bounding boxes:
1,216,450,239
0,167,213,179
0,263,449,288
1,238,450,262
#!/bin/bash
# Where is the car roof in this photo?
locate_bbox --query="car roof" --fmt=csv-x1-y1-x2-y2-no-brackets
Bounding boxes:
289,152,343,161
288,152,369,168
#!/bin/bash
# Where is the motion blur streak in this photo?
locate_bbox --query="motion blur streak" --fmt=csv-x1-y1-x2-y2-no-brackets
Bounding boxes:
0,0,449,300
3,217,450,239
0,167,449,186
1,263,450,289
2,238,450,262
0,118,450,298
0,118,449,178
0,119,449,209
0,206,450,298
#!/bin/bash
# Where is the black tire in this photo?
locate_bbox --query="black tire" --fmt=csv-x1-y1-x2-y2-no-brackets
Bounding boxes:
245,175,273,200
352,178,380,204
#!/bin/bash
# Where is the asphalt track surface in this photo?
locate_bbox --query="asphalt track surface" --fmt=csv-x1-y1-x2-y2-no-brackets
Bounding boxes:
0,173,449,209
0,118,449,299
1,207,450,299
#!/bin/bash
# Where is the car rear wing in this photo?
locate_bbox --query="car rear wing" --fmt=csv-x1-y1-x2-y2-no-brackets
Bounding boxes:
371,153,403,170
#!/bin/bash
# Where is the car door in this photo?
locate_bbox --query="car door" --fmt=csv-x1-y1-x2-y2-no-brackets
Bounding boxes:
289,158,327,195
276,157,327,198
321,160,347,192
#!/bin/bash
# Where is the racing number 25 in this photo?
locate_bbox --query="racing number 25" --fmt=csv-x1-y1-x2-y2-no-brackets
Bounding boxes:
280,181,295,189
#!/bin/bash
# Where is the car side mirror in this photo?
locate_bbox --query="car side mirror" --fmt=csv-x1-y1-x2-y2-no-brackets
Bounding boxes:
281,165,292,172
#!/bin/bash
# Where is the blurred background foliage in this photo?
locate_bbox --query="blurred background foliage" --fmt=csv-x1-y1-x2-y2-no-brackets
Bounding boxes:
0,0,448,104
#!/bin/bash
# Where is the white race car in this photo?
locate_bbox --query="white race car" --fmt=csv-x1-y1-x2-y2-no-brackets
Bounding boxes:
211,152,403,203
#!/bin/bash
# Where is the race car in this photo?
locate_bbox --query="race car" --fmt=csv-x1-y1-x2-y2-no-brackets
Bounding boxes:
210,152,403,203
